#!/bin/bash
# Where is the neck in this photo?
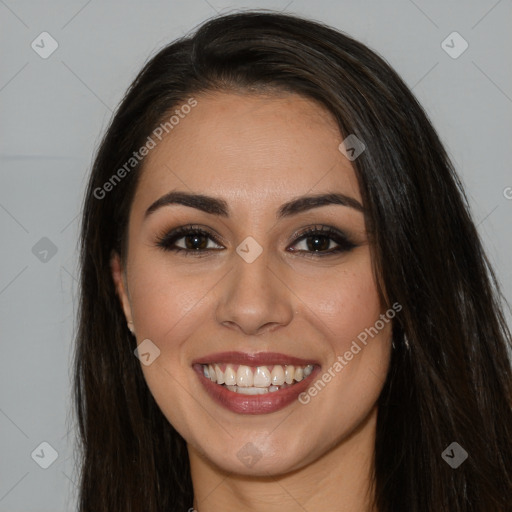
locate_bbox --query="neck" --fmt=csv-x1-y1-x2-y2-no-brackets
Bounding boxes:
188,406,379,512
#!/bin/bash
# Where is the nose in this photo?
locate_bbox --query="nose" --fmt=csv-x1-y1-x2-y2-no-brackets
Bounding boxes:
215,250,294,336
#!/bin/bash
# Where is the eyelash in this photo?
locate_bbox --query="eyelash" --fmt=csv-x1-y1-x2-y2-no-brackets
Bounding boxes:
154,224,357,258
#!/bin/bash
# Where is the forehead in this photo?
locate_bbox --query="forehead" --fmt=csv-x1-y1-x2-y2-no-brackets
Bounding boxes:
133,91,361,215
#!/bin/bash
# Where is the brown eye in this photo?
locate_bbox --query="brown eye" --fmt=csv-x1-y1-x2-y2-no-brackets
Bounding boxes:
289,226,356,256
155,224,356,257
180,233,210,250
155,226,223,254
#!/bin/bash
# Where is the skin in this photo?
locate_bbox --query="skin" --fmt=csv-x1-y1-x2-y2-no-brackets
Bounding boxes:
111,91,392,511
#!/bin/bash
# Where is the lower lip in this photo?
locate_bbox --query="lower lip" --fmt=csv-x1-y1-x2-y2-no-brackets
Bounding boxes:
193,364,319,414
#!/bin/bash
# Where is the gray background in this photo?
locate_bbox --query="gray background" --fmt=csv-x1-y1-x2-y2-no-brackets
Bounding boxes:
1,1,511,510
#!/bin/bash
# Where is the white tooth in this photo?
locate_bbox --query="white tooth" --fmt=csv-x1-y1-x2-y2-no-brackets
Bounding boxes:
284,365,295,384
269,385,280,392
226,385,237,392
209,364,217,383
236,365,253,387
224,364,236,385
215,364,224,384
236,386,268,395
271,365,285,385
294,366,304,382
304,364,313,377
253,366,271,387
203,365,210,378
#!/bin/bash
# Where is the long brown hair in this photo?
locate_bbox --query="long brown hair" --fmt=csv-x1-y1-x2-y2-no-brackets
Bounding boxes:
74,10,512,511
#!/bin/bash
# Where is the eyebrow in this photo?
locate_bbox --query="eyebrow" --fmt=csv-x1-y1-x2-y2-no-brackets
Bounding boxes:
144,190,364,220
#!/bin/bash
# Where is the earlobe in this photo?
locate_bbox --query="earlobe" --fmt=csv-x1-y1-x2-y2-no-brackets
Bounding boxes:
110,251,134,327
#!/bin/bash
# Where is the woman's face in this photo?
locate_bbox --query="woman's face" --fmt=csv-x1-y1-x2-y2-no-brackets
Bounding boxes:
112,91,392,476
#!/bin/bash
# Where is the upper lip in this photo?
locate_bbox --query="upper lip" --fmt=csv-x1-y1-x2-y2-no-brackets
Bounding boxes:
192,351,318,367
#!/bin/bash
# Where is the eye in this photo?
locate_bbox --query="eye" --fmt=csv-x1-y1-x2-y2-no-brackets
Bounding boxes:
288,225,356,256
155,225,223,255
155,224,356,257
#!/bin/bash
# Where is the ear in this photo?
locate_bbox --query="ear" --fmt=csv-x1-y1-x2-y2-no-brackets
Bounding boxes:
110,251,134,328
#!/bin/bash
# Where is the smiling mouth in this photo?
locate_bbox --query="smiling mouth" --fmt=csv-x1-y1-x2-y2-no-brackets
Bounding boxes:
200,363,314,395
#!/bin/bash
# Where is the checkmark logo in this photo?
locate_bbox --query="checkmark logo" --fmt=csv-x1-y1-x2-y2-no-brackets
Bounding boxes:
237,442,263,468
441,32,468,59
338,134,366,161
31,237,58,263
31,441,59,469
236,236,263,263
31,31,58,59
441,442,468,468
134,339,161,366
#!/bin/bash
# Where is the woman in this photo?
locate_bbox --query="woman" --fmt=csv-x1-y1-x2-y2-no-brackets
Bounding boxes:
74,10,512,511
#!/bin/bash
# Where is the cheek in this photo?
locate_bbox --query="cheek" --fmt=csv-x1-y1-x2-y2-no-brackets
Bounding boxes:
126,263,214,435
291,251,391,411
128,259,210,342
294,251,383,350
